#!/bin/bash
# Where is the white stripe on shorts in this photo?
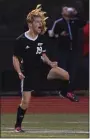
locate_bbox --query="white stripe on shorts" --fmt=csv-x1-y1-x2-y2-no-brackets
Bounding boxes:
21,78,34,94
21,79,24,95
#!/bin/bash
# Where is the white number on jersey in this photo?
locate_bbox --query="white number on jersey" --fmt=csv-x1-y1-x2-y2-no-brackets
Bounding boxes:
36,47,42,54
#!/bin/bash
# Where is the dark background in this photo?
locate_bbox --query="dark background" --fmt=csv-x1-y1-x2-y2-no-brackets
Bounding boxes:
0,0,89,94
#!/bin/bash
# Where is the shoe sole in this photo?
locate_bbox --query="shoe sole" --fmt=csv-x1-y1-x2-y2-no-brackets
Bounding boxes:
67,96,79,102
15,130,25,133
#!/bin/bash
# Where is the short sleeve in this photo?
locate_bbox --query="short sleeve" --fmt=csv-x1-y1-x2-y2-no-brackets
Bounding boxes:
13,38,23,58
42,43,47,53
40,35,47,54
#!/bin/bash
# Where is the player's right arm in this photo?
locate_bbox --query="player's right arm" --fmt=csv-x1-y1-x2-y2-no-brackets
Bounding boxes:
13,56,25,80
13,38,25,80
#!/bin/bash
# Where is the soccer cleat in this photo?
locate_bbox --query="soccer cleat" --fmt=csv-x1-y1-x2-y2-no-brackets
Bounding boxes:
15,127,25,133
67,92,79,102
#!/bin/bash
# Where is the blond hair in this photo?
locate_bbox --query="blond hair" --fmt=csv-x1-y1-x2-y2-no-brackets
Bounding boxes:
26,4,48,34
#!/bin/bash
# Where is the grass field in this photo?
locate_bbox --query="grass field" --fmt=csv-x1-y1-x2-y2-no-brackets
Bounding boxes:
1,113,89,138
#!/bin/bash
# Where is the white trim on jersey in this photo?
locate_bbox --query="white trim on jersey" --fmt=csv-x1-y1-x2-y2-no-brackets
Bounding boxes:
25,31,38,41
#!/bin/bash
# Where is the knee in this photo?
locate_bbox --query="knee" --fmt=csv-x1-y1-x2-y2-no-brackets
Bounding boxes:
64,72,69,81
20,99,30,109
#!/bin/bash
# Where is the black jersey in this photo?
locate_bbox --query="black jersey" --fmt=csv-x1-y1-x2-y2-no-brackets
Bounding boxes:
13,33,47,72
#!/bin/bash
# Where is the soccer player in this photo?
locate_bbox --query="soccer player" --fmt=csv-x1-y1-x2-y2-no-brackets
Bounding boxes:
13,4,69,132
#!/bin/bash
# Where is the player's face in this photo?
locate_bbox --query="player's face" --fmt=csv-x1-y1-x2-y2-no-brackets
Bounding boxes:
31,17,43,34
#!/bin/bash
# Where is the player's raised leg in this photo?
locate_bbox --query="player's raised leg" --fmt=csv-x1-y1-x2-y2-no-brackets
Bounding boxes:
47,67,70,97
47,66,69,80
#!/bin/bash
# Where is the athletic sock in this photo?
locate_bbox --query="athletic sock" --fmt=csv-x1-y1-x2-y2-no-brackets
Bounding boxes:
15,106,27,128
60,80,69,97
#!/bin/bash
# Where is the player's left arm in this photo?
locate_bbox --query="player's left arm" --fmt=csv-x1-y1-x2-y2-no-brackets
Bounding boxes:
41,42,52,66
41,53,58,68
41,53,52,66
41,37,58,68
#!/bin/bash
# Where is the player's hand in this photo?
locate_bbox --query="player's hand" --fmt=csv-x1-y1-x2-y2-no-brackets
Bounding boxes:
60,31,68,36
50,61,58,68
18,72,25,80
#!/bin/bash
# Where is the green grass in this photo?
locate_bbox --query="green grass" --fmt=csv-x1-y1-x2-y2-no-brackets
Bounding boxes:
1,114,89,138
1,133,89,138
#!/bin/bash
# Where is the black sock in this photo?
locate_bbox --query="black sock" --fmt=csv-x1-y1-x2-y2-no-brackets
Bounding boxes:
60,80,69,97
15,106,27,128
